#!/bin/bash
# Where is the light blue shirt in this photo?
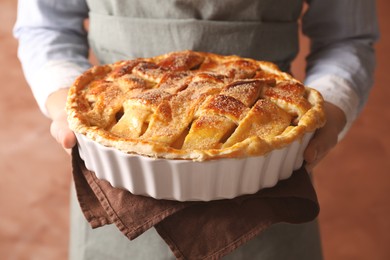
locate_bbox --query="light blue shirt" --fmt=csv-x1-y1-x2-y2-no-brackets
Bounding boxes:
14,0,379,137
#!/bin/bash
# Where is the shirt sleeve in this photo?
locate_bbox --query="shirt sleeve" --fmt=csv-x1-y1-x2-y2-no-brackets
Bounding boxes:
302,0,380,139
13,0,91,116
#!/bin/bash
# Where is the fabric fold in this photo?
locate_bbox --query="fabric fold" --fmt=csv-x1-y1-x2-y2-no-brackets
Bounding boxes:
71,147,319,260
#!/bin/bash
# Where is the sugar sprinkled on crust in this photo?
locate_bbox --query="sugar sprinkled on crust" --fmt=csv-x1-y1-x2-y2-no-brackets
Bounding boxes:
67,50,326,161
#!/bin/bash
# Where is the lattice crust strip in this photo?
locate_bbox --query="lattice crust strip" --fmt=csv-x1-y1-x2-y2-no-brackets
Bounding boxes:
67,50,326,160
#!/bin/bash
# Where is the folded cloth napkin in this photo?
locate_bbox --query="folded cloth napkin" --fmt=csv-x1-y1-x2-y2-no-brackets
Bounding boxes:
71,147,319,260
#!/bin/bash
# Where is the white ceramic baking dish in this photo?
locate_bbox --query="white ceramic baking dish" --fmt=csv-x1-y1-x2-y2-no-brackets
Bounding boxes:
76,132,313,201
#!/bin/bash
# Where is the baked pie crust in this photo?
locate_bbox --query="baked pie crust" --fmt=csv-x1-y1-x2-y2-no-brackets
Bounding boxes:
67,50,326,161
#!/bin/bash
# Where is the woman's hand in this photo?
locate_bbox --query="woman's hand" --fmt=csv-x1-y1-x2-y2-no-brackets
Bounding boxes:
304,102,347,171
46,88,76,154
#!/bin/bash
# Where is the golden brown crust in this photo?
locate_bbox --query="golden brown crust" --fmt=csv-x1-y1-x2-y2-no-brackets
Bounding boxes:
67,50,326,161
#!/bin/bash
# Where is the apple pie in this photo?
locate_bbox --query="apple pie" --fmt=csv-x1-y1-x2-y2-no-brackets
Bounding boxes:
67,50,325,161
66,50,327,200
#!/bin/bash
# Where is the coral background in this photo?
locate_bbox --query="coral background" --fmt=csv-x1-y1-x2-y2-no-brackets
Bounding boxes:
1,1,389,259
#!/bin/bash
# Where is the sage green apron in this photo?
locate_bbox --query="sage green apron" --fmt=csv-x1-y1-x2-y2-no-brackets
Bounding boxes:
69,0,323,259
86,0,303,72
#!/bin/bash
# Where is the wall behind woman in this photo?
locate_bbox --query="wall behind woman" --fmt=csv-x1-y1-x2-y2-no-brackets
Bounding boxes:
292,1,390,259
0,0,389,259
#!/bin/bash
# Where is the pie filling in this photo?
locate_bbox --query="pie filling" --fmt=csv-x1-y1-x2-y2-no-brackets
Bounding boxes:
67,50,326,160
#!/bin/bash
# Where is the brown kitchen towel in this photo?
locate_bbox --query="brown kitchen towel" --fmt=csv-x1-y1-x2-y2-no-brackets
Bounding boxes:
71,147,320,260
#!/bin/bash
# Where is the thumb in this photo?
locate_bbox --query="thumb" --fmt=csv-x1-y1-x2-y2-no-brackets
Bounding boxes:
50,112,77,150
